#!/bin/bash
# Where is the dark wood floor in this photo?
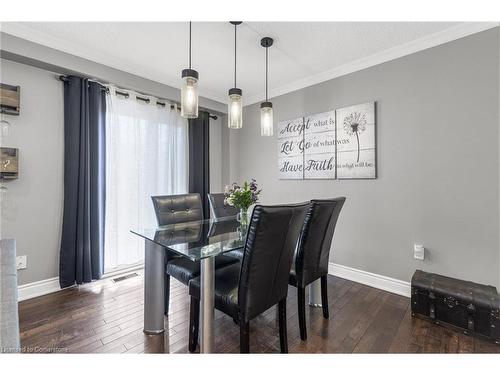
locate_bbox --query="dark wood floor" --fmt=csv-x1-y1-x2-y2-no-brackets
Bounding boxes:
18,273,500,354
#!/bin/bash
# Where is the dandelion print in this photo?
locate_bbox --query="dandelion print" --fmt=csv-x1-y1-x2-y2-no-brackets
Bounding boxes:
343,111,367,163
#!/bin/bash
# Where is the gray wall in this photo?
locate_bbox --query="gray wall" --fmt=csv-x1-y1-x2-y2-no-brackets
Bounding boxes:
230,29,500,287
0,58,227,286
0,59,64,285
0,32,226,115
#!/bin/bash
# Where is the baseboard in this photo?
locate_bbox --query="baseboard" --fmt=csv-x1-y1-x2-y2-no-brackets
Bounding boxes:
328,262,411,297
18,277,61,302
17,265,146,302
18,263,410,302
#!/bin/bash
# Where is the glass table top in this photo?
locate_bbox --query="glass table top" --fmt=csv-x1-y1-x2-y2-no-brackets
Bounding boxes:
131,216,246,261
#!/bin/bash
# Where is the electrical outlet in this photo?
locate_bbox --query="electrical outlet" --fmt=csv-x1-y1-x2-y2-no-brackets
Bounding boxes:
413,244,425,260
16,255,27,270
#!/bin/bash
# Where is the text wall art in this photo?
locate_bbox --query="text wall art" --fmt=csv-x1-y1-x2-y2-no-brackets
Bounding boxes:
277,102,376,180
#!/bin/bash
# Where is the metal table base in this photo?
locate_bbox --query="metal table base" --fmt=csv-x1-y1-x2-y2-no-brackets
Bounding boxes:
308,278,322,307
200,257,215,353
143,239,165,335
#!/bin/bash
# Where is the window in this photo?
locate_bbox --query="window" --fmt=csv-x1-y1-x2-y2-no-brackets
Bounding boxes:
104,88,188,271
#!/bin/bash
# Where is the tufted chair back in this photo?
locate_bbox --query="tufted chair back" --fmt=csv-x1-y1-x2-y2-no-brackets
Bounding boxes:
151,193,204,226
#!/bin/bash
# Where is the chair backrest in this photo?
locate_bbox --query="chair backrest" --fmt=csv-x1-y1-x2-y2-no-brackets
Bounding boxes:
293,197,346,287
207,193,239,219
151,193,203,226
238,202,309,321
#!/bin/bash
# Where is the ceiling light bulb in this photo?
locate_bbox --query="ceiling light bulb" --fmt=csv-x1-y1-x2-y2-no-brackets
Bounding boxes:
228,88,242,129
181,71,199,119
260,102,273,136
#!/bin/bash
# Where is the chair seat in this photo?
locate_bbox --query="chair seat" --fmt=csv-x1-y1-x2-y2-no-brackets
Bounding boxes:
189,263,240,318
166,255,238,286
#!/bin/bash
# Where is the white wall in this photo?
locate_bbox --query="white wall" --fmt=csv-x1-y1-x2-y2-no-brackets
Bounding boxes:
0,59,64,285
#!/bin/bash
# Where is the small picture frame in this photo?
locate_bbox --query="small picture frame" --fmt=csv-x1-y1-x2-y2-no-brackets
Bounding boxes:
0,83,21,115
0,147,19,180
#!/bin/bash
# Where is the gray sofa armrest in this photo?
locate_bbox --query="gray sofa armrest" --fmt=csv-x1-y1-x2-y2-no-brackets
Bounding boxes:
0,239,20,352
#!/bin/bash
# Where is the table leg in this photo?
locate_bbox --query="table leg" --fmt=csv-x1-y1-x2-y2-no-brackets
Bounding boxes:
143,239,165,334
308,278,322,307
200,256,215,353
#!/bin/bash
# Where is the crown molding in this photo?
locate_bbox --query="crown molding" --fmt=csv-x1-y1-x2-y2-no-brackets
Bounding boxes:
2,22,497,107
245,22,499,105
0,22,228,105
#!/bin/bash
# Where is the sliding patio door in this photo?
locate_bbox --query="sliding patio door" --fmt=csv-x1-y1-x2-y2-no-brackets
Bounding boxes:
104,88,188,271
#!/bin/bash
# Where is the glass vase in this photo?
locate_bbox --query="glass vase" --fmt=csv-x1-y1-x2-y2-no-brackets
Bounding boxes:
237,208,249,226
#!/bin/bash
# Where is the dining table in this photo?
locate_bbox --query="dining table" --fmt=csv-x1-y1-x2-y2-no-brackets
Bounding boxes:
131,214,324,353
131,216,245,353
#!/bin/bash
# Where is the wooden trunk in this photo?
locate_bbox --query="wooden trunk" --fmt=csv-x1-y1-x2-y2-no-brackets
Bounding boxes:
411,270,500,344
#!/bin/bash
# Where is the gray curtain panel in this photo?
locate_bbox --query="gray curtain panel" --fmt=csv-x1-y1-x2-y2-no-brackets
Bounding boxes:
59,76,106,288
188,111,210,219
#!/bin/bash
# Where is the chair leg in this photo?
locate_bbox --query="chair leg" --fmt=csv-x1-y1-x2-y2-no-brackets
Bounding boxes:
297,287,307,341
320,275,329,319
239,320,250,353
164,274,170,316
278,299,288,353
189,296,200,353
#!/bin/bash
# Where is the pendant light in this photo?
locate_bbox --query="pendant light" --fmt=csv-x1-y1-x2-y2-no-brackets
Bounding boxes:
260,37,274,136
181,21,199,119
228,21,243,129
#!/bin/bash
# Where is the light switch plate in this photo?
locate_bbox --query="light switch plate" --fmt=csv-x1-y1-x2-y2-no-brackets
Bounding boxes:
16,255,27,270
413,244,425,260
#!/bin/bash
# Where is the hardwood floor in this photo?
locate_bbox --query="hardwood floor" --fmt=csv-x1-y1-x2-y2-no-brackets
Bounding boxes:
18,273,500,354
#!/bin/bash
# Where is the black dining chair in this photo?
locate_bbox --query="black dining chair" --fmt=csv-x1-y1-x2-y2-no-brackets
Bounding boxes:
289,197,346,341
208,193,245,260
207,193,239,219
188,202,310,353
151,193,238,315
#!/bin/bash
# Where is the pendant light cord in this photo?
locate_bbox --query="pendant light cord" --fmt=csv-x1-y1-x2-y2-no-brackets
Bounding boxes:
234,24,237,88
265,46,268,102
189,21,192,69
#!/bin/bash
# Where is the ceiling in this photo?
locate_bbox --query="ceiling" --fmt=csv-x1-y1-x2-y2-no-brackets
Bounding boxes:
1,22,496,105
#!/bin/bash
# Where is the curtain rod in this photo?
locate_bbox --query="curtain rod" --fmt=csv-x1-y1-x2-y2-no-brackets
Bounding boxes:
58,75,218,120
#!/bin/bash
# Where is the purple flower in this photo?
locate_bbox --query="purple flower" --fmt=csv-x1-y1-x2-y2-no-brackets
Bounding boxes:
224,179,261,209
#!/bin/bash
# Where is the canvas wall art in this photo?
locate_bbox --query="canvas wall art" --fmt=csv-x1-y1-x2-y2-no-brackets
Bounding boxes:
336,102,376,179
277,116,305,179
303,111,336,179
277,102,376,180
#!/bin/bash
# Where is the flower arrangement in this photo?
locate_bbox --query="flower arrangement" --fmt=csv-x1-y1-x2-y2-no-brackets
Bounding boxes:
224,179,261,211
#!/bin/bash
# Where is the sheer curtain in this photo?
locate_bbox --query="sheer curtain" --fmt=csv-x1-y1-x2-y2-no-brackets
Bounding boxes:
104,87,188,271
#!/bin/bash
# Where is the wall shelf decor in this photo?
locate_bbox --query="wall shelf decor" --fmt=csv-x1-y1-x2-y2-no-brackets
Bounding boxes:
0,84,21,115
277,102,376,180
0,147,19,180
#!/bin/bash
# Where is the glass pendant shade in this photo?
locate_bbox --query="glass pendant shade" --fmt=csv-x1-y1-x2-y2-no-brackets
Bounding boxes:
228,88,243,129
260,102,273,136
181,69,199,119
